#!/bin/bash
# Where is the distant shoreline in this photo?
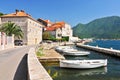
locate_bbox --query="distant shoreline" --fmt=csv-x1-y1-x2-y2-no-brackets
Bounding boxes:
94,39,120,40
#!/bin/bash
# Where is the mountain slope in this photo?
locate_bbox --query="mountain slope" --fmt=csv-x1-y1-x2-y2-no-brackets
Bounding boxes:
73,16,120,39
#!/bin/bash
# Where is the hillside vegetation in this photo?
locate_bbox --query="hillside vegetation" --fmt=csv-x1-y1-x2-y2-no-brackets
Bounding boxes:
0,12,4,16
73,16,120,39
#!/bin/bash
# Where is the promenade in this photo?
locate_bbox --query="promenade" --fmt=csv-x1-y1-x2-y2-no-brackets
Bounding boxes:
28,48,53,80
38,49,65,62
37,42,65,62
76,43,120,57
28,43,65,80
0,45,33,80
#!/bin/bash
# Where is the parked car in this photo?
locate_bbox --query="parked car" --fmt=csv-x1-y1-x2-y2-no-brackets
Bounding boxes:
14,40,23,46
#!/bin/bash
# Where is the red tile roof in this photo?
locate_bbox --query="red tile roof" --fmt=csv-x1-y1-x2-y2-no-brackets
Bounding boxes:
2,10,31,17
45,21,65,31
1,10,44,27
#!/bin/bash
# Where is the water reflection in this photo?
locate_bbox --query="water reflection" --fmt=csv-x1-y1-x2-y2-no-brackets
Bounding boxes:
74,67,107,76
41,44,120,80
43,62,107,79
65,56,89,60
58,67,107,77
47,69,58,79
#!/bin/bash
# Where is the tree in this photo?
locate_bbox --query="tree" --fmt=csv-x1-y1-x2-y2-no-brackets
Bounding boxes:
42,31,51,40
0,22,24,39
0,12,4,16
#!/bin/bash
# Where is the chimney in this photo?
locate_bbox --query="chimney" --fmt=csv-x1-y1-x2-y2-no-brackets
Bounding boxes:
21,10,25,12
15,9,19,14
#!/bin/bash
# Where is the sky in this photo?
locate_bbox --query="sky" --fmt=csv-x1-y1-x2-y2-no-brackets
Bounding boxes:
1,0,120,27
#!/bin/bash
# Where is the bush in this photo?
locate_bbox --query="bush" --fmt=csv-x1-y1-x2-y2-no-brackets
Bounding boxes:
62,36,69,41
36,47,44,57
49,36,56,41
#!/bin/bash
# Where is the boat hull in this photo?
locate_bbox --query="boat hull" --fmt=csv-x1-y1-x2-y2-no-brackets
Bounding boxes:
55,46,72,52
60,59,107,69
63,51,90,56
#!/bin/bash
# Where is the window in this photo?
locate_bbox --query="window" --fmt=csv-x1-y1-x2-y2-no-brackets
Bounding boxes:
58,34,62,37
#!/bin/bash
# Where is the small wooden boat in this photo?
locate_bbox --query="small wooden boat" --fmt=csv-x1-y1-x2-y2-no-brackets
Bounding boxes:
63,50,90,56
60,59,107,69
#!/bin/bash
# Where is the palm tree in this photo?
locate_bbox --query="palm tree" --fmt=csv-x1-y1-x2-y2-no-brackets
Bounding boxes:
0,22,24,39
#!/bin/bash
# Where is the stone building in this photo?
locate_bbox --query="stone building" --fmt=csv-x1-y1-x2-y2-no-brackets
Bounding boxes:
38,19,73,41
37,19,52,27
45,25,62,39
0,10,44,45
61,23,73,38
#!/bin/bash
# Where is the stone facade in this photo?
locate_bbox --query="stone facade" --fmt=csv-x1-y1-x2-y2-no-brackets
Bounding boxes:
1,10,44,45
27,18,43,45
62,23,73,37
40,19,73,41
46,28,62,39
0,32,14,50
0,17,1,24
56,28,62,39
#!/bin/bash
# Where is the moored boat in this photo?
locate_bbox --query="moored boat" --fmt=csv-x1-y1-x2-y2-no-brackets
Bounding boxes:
63,50,90,56
55,46,74,52
60,59,107,69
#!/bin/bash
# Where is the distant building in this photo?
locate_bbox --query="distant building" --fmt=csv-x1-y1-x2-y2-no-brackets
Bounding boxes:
38,19,73,41
37,18,52,27
62,23,73,38
0,10,44,45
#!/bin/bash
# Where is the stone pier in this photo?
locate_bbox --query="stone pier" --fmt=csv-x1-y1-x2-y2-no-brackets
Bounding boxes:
76,43,120,57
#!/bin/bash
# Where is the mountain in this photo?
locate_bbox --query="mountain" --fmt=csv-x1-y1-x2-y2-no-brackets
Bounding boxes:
73,16,120,39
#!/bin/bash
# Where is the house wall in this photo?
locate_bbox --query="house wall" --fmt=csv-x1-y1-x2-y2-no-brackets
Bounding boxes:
0,32,6,50
49,31,56,37
1,17,28,43
56,28,62,39
1,17,43,45
27,18,43,45
48,29,62,39
0,17,1,24
62,23,73,37
0,32,14,51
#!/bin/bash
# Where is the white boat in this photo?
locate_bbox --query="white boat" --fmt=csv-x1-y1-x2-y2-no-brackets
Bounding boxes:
55,46,73,52
63,50,90,56
60,59,107,69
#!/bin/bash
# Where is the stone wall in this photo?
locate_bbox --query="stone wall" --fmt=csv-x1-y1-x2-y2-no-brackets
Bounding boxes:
28,48,53,80
62,23,73,37
27,18,43,45
56,28,62,39
1,17,28,44
0,32,14,51
0,17,1,24
1,17,43,45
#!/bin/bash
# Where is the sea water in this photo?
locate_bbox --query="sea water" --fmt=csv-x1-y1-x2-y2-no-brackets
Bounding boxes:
42,40,120,80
